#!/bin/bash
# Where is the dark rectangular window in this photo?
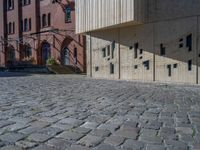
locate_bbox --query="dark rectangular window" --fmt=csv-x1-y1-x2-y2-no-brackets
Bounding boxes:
134,65,138,69
110,63,114,74
143,60,150,70
186,34,192,51
111,41,115,59
134,43,138,58
73,47,77,58
107,45,110,56
173,64,177,68
95,66,99,72
5,23,8,34
42,14,47,27
167,65,172,77
160,44,165,55
140,49,143,54
188,60,192,71
179,43,183,48
102,48,106,57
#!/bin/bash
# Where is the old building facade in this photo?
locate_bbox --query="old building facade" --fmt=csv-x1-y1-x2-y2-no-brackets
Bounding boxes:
0,0,86,72
76,0,200,84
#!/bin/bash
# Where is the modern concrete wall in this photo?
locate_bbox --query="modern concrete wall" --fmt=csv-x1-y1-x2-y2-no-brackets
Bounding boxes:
154,17,197,84
90,28,120,79
80,0,200,84
147,0,200,22
86,16,200,84
119,24,154,81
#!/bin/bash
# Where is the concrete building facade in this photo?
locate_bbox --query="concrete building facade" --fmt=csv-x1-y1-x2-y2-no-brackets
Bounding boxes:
0,0,86,72
76,0,200,84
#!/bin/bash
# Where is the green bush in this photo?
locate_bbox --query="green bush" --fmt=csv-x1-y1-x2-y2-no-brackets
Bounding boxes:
47,58,58,65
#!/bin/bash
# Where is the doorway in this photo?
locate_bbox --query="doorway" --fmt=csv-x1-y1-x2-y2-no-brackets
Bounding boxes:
63,47,70,65
42,42,51,65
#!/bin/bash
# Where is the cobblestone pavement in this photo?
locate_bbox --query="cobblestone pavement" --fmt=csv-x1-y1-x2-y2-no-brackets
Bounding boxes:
0,73,200,150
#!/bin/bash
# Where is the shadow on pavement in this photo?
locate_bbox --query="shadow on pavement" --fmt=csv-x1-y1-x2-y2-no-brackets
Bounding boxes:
0,72,33,77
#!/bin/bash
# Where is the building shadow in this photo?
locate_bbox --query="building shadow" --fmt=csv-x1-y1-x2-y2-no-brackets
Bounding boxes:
0,72,33,77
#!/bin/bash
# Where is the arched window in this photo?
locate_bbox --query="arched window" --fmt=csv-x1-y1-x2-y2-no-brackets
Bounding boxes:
7,0,14,10
8,22,12,34
21,0,31,6
24,0,28,5
48,13,51,26
29,18,32,31
65,6,71,23
42,14,47,27
24,18,28,31
12,22,15,33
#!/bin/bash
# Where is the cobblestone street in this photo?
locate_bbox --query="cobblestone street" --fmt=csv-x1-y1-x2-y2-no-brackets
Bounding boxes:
0,73,200,150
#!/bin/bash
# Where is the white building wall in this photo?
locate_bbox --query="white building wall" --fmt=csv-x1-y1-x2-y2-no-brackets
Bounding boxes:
75,0,146,33
76,0,200,33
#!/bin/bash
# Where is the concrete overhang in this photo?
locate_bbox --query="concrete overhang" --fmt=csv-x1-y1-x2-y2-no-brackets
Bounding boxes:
75,0,146,34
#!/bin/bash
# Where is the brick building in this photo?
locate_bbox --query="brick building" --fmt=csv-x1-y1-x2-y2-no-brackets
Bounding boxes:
0,0,86,72
76,0,200,84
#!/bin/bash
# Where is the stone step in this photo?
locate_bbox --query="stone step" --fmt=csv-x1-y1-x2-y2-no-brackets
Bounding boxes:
47,65,82,74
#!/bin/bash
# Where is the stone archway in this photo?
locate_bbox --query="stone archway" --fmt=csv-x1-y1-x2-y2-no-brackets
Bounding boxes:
61,37,73,66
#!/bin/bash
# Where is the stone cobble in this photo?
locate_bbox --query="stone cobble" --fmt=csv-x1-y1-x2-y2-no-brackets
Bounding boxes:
0,73,199,149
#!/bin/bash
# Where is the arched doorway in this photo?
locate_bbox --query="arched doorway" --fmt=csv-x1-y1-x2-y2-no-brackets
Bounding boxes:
61,37,73,66
62,47,70,65
41,42,51,65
